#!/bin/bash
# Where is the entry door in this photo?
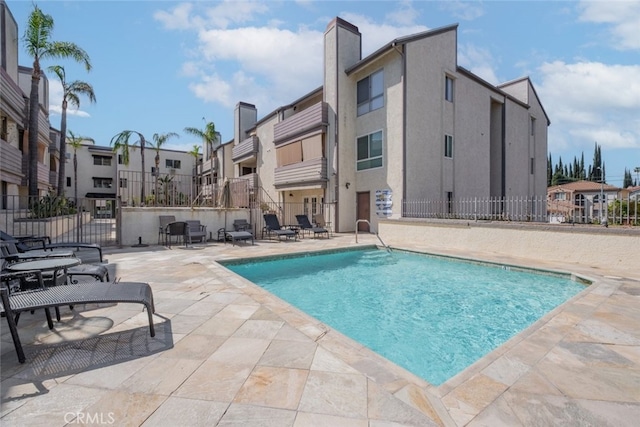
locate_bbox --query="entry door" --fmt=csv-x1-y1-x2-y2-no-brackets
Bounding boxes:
357,191,370,232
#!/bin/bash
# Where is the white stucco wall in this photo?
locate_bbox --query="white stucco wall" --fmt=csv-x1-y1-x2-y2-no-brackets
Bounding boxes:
119,207,251,246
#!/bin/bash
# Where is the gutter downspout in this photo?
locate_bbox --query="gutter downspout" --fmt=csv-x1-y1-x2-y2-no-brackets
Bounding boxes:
393,42,407,206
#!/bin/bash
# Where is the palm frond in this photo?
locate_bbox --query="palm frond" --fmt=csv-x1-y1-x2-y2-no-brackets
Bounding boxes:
46,41,92,71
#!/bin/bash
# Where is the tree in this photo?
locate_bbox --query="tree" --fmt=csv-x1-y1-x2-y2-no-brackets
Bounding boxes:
623,169,633,188
110,130,149,204
184,121,218,197
67,130,93,203
48,65,96,196
150,132,179,205
23,5,91,197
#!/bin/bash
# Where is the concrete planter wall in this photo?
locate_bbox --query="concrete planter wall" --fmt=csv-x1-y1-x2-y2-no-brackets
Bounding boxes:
120,207,250,246
12,212,92,239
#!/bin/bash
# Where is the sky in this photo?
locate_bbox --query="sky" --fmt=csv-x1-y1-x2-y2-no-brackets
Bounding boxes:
6,0,640,187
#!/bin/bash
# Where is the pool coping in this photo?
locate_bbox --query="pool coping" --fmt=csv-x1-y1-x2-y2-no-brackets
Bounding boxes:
213,244,605,425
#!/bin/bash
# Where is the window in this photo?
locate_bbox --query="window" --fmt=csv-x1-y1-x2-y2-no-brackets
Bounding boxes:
530,158,535,174
119,178,128,188
445,76,454,102
93,178,113,188
357,69,384,116
444,135,453,158
447,192,453,214
66,177,71,187
118,154,123,164
93,155,112,166
357,131,383,171
554,192,566,201
165,159,181,169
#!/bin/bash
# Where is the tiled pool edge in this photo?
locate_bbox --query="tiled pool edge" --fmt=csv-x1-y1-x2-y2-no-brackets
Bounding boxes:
214,244,613,426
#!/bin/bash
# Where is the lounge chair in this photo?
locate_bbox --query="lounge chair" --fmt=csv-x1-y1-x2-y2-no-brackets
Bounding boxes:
0,230,103,263
217,227,254,246
185,220,207,245
262,214,297,241
295,215,329,239
0,271,155,363
313,214,332,236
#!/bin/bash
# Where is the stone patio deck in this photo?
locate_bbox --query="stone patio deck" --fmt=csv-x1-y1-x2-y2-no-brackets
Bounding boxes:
1,233,639,426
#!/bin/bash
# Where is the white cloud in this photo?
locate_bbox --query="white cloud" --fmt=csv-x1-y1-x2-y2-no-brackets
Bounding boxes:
48,79,91,118
458,43,499,84
537,61,640,153
339,12,428,56
440,0,485,21
154,1,269,31
153,3,195,31
385,0,420,26
578,0,640,50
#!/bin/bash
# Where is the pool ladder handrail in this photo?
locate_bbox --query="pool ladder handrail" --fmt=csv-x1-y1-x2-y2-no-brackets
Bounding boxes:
355,219,391,252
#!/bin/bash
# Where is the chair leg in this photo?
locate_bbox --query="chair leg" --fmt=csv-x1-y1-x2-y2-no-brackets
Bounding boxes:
1,291,25,363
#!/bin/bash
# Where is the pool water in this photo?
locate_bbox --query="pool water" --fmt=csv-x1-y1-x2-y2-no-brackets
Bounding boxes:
225,248,586,385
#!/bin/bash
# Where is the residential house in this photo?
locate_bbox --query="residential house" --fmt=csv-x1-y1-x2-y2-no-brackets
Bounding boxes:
547,180,620,223
230,18,549,232
1,0,56,207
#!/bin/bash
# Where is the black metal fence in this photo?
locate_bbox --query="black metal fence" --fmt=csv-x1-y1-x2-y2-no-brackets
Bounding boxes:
117,171,251,208
0,195,117,246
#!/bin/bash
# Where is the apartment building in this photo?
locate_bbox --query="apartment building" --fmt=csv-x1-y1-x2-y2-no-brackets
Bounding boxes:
1,0,57,207
229,18,549,232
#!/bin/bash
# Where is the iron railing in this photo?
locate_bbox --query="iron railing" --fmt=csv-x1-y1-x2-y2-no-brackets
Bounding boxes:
0,195,117,246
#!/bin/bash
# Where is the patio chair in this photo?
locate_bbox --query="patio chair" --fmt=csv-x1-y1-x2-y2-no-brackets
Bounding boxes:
262,214,297,241
295,215,329,239
233,219,252,232
1,242,109,283
158,215,176,245
313,214,332,236
0,230,103,263
0,271,155,363
164,221,188,248
185,220,207,245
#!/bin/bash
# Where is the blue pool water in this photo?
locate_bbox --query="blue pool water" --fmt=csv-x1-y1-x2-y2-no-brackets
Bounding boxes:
225,248,586,385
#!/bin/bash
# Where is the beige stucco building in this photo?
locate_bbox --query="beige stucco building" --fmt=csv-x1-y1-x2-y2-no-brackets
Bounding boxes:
229,18,549,233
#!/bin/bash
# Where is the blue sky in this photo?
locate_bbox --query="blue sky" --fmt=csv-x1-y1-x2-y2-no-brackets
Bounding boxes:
6,0,640,187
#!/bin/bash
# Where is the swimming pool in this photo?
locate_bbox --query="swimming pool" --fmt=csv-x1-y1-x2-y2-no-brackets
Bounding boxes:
224,247,587,385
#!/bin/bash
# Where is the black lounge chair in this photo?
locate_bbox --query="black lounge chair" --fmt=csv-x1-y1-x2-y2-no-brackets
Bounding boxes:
164,221,188,248
0,271,155,363
262,214,297,241
0,231,103,263
295,215,329,239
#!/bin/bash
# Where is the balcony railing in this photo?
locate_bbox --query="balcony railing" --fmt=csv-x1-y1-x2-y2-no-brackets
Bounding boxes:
0,67,26,120
274,101,328,145
232,136,259,162
274,158,327,188
21,155,50,188
0,139,23,185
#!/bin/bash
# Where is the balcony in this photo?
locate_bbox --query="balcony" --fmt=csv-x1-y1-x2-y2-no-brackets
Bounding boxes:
21,155,50,188
0,139,23,185
274,158,327,189
49,170,58,187
240,172,258,190
0,67,26,122
199,156,219,176
232,136,259,163
274,102,328,145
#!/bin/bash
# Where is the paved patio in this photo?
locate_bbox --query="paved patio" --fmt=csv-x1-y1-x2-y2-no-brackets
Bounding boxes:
1,233,639,426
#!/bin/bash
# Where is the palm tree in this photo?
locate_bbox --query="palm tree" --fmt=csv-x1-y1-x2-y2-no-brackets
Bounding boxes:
48,65,96,196
184,121,218,198
23,4,91,197
149,132,179,205
67,130,93,204
110,130,149,204
188,144,201,203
